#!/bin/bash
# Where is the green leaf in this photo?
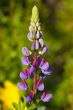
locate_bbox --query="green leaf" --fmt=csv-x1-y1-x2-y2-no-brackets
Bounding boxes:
13,103,18,110
28,102,37,110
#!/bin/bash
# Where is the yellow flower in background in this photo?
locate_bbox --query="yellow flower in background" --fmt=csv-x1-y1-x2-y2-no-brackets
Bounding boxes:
0,80,20,110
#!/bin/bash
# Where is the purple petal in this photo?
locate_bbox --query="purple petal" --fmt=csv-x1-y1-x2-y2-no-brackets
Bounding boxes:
39,39,44,47
20,72,27,80
30,65,36,73
37,57,41,66
40,62,49,71
22,47,30,56
42,66,53,75
27,32,33,41
39,46,48,55
37,80,44,91
35,40,39,50
29,91,34,98
17,82,28,90
31,42,35,50
40,59,45,67
42,46,48,54
40,73,46,79
42,94,53,102
41,92,46,100
24,69,32,78
21,57,30,65
26,96,32,102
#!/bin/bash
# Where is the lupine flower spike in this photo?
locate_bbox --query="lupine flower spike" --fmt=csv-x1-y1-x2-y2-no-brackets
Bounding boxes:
18,5,53,103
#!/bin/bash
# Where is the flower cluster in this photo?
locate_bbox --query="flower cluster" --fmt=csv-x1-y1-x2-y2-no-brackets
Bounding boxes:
18,6,53,103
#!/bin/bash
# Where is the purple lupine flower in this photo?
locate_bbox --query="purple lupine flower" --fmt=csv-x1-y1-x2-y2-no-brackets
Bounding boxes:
29,91,34,98
21,57,30,65
22,47,31,56
30,65,36,73
42,46,48,54
20,69,32,80
18,6,53,104
31,41,35,50
40,62,49,71
39,38,44,47
37,80,44,91
35,40,39,50
40,58,45,67
33,58,37,66
39,46,48,55
37,56,41,66
26,91,34,102
41,92,53,102
26,96,32,102
17,80,28,90
40,73,47,79
28,32,33,41
20,72,28,80
25,69,32,78
42,66,53,75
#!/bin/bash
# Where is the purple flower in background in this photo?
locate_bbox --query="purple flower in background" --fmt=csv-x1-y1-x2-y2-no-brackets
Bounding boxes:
17,6,53,103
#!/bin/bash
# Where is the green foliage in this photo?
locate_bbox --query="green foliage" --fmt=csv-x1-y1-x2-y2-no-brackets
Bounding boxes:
13,98,44,110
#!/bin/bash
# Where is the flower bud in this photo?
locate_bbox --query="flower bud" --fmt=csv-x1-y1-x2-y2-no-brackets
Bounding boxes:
31,5,39,24
39,38,44,47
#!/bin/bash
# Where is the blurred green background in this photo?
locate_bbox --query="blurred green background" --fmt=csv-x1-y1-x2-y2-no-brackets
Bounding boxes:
0,0,73,110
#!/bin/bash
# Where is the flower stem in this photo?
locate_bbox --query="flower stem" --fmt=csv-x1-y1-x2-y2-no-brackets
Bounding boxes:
33,52,37,94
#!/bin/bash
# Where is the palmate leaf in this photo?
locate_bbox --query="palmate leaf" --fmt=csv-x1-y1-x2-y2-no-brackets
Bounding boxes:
28,102,37,110
13,97,27,110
